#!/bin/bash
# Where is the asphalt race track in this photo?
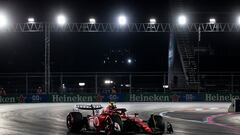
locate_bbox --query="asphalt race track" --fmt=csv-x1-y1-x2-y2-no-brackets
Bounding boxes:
0,102,240,135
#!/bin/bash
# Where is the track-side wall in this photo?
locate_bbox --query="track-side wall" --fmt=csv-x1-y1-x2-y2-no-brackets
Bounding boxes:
1,93,240,103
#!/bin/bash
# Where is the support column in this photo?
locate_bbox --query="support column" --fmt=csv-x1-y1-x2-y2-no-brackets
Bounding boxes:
163,73,166,93
129,74,132,94
45,23,51,94
95,74,98,94
26,73,28,95
231,74,234,93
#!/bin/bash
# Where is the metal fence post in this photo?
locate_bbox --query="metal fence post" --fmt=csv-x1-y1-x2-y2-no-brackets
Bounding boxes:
231,74,234,93
163,73,166,93
95,74,98,94
26,73,28,95
129,74,132,94
60,73,63,87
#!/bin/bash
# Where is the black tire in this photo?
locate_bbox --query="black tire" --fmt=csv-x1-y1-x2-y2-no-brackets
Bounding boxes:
66,112,84,133
148,115,165,135
167,122,174,134
105,114,123,135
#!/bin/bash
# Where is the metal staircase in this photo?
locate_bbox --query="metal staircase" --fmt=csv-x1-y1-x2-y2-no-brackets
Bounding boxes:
175,33,199,86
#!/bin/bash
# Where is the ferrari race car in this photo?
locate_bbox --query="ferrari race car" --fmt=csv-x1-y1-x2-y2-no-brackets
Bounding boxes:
66,103,173,135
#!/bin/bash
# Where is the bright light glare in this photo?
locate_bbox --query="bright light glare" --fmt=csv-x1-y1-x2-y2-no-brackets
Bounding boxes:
178,15,187,25
57,14,66,25
104,80,113,84
0,13,7,28
28,17,35,23
89,18,96,24
195,108,203,111
127,59,132,64
125,84,131,87
163,85,169,88
79,82,85,86
62,84,66,89
209,18,216,24
118,15,127,25
149,18,156,24
210,107,218,110
238,16,240,25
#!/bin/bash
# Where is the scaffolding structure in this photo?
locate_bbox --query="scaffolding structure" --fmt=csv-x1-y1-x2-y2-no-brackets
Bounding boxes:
1,22,240,93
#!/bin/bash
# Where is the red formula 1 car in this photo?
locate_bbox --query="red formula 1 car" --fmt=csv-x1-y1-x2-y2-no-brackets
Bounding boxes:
66,103,173,135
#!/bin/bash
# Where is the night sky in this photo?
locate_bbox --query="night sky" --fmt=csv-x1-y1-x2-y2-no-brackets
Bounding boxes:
1,0,240,73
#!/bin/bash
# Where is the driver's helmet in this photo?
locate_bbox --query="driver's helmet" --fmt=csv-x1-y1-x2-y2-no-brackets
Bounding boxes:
108,102,116,110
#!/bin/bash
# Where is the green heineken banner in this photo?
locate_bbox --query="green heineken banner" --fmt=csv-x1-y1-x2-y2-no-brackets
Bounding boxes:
129,93,172,102
1,93,240,103
50,94,96,102
0,96,17,103
204,93,240,102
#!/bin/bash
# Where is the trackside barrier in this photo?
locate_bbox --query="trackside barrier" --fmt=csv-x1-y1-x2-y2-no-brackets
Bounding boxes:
0,93,240,103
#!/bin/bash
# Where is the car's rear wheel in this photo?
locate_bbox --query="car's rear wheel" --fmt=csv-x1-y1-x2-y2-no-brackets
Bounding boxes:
66,112,84,133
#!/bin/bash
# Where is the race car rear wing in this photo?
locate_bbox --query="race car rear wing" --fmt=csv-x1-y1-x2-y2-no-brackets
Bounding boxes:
74,104,103,110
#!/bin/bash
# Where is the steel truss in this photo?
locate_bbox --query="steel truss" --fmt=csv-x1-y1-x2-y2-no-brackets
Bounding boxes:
2,23,240,32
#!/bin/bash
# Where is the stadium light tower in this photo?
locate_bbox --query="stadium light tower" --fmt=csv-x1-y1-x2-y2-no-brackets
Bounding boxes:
0,12,7,28
149,18,156,24
56,14,66,25
178,15,187,25
118,15,127,25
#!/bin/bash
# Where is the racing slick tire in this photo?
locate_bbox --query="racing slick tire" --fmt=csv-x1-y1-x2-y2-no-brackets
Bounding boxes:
105,114,123,135
148,115,165,135
66,112,84,133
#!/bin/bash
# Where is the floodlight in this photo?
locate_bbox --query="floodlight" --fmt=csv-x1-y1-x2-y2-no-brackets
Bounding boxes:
56,14,66,25
0,13,7,28
104,80,113,84
127,58,132,64
125,84,130,87
62,84,66,89
209,18,216,24
118,15,127,25
237,16,240,25
89,18,96,24
149,18,156,24
28,17,35,23
163,85,169,89
79,82,85,87
178,15,187,25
